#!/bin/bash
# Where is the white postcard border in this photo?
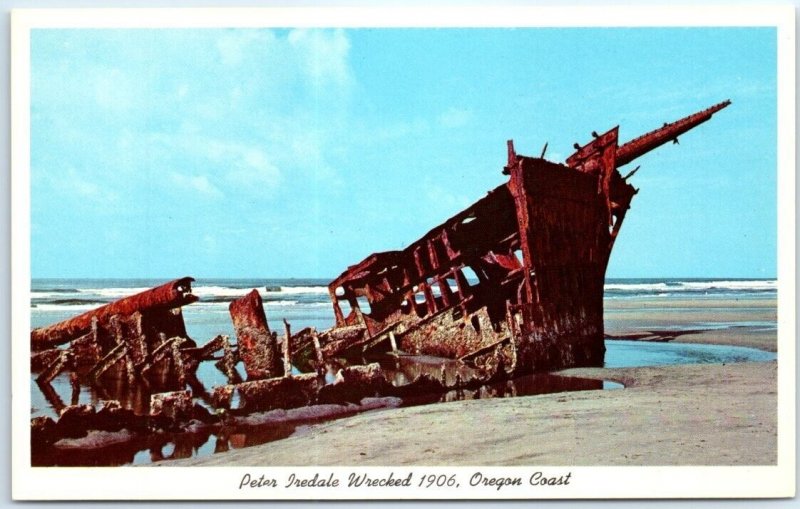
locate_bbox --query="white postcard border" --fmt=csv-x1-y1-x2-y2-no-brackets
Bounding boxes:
10,5,796,500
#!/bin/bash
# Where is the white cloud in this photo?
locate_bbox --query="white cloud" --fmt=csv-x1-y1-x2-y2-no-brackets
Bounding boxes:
438,108,473,129
169,172,224,199
286,131,339,183
93,68,134,111
203,234,218,254
148,131,282,195
243,148,273,174
424,181,470,217
37,29,355,210
56,167,120,204
66,169,102,197
370,118,431,141
204,140,282,190
216,30,275,67
214,28,353,95
288,29,353,90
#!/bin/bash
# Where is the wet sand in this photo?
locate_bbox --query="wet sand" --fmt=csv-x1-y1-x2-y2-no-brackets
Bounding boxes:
162,297,778,466
604,297,777,352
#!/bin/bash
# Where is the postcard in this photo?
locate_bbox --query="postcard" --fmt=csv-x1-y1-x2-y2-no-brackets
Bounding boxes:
10,5,796,500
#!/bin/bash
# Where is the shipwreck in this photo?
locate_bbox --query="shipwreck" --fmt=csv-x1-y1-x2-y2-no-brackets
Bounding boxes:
30,101,730,462
307,99,732,374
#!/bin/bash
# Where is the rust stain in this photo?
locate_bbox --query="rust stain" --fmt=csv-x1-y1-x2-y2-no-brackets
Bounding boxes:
229,290,283,380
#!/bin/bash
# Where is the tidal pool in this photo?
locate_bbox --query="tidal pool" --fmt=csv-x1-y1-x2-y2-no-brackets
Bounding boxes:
604,339,776,368
31,339,775,466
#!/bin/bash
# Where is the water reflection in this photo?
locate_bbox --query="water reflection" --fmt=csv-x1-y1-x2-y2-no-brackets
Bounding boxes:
31,429,212,467
30,339,775,467
372,353,611,406
604,339,776,368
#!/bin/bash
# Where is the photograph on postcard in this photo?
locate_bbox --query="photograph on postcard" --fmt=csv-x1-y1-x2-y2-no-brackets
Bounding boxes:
12,6,794,500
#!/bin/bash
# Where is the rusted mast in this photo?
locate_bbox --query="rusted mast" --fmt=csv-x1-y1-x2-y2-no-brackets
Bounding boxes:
31,277,198,351
616,100,731,166
563,99,731,255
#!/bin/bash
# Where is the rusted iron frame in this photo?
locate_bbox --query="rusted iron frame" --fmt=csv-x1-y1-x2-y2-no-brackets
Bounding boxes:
282,320,293,376
36,350,72,385
502,163,535,314
88,342,129,382
323,252,526,361
31,277,198,350
170,338,188,388
311,330,326,374
327,186,516,322
229,290,283,380
180,334,227,361
330,231,519,335
215,335,242,384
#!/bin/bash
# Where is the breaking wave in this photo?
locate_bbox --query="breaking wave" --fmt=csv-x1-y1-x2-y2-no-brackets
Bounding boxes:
32,303,103,312
86,287,153,298
274,286,329,295
32,298,107,306
603,279,776,296
30,277,777,312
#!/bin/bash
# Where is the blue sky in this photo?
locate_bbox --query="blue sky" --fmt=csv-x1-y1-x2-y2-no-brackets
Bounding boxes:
30,27,777,279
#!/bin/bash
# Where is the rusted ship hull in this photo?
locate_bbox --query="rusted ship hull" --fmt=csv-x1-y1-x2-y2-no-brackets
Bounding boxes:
317,100,731,375
317,158,623,374
503,157,621,373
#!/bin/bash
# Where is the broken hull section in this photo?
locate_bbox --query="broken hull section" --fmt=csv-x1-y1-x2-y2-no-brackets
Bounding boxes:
320,100,732,372
323,157,633,374
506,158,624,374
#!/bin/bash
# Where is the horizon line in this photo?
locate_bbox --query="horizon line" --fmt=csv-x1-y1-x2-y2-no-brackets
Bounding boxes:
29,275,779,281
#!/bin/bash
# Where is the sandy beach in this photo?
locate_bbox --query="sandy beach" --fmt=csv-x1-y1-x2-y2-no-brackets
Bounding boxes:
604,297,777,352
162,296,777,467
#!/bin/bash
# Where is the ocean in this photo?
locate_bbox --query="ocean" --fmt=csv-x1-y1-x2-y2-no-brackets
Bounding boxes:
31,277,778,340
